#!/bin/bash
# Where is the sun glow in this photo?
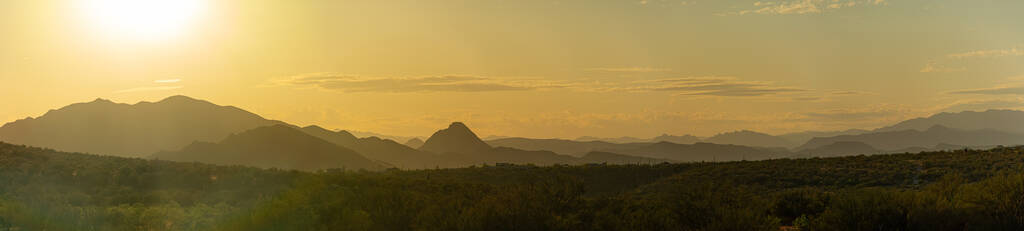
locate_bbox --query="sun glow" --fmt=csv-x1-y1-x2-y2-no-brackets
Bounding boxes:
77,0,206,41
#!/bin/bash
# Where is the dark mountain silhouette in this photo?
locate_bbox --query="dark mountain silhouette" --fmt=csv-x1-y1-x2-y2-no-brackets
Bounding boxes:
347,130,421,145
299,126,444,169
404,138,425,149
597,142,788,162
578,152,671,164
876,110,1024,134
488,137,787,162
0,96,284,157
796,141,882,158
419,122,492,155
486,138,623,157
420,122,667,166
153,124,383,171
704,130,796,148
574,136,651,144
299,125,359,147
798,125,1024,151
778,129,870,145
651,134,701,144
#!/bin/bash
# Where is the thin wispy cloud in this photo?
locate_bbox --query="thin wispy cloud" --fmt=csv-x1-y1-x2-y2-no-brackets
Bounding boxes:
585,67,672,73
626,76,808,96
114,86,183,94
920,62,966,73
947,47,1024,59
922,46,1023,72
279,73,569,93
154,79,182,83
724,0,888,16
948,85,1024,95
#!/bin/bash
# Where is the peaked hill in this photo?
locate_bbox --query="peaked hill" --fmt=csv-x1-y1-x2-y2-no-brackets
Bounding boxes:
0,96,283,157
154,125,383,171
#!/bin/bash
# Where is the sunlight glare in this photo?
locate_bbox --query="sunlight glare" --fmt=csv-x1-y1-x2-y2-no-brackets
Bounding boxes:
77,0,206,41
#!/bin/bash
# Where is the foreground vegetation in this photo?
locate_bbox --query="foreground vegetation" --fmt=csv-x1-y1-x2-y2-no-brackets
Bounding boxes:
3,142,1024,230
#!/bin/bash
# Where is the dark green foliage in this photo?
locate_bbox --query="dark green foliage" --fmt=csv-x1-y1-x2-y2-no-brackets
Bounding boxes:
5,142,1024,230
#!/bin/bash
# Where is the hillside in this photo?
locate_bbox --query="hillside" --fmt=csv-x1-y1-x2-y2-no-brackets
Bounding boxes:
5,141,1024,230
798,125,1024,151
795,141,882,158
488,138,787,162
419,122,493,155
300,125,446,169
153,124,383,171
705,130,796,148
0,96,283,157
876,109,1024,134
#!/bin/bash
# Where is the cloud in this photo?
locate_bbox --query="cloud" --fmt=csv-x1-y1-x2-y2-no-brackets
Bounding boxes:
278,73,568,93
799,108,901,121
920,62,966,73
948,85,1024,95
154,79,181,83
947,47,1024,59
726,0,888,15
627,76,808,96
940,98,1024,112
921,46,1023,72
114,86,183,94
585,67,672,73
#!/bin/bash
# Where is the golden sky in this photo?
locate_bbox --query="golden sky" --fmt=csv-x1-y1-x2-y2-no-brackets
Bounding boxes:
2,0,1023,138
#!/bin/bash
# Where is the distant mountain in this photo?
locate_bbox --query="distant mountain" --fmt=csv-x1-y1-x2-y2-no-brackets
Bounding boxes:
778,129,870,145
704,130,796,148
421,122,666,166
347,130,422,145
488,137,788,162
651,134,701,144
574,136,651,144
419,122,493,155
153,125,383,171
300,126,444,169
798,125,1024,151
796,141,882,158
0,96,284,157
570,134,701,144
876,110,1024,134
578,152,671,165
404,138,425,149
598,142,788,162
486,138,623,157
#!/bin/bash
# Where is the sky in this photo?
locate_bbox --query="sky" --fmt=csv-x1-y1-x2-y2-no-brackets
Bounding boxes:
1,0,1023,139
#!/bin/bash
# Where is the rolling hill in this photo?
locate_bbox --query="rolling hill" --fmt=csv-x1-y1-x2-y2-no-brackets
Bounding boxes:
153,124,384,171
0,96,283,157
798,125,1024,151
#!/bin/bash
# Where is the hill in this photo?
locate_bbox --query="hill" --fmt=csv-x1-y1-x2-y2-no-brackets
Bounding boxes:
778,129,869,145
704,130,796,148
0,96,283,157
300,125,446,169
419,122,493,155
488,137,788,162
422,122,664,166
876,109,1024,133
486,138,623,156
153,124,383,171
404,138,425,149
651,134,702,144
798,125,1024,151
795,141,882,158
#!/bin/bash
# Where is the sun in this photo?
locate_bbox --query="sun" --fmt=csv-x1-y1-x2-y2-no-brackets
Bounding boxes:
77,0,206,41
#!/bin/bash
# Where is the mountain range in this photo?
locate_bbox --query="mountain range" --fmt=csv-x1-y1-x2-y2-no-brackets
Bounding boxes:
153,124,384,171
0,96,283,157
3,95,1024,170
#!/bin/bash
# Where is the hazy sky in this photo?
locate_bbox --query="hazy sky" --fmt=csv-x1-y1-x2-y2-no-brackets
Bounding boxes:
2,0,1023,138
